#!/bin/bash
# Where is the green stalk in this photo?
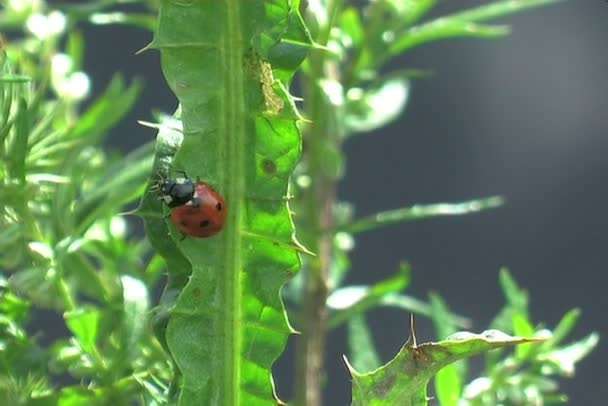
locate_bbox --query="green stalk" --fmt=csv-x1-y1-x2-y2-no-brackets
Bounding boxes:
295,2,343,404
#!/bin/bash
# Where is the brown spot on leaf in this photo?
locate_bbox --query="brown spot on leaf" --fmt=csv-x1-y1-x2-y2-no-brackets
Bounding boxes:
372,372,396,398
262,159,277,175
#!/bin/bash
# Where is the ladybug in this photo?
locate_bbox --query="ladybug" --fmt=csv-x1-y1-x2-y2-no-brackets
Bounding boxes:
157,172,227,238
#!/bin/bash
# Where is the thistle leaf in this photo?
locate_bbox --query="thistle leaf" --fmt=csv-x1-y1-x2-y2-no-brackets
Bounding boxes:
143,1,311,403
347,324,544,406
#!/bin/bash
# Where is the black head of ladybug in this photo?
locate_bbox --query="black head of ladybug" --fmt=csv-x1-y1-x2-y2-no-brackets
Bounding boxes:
157,172,196,208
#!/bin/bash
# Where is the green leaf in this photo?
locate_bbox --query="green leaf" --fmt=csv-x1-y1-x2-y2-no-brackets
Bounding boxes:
69,74,141,143
137,115,190,374
89,12,157,30
345,76,409,133
146,1,310,403
9,268,63,309
429,293,464,406
327,265,410,328
57,387,97,406
340,7,364,48
492,269,535,345
0,75,30,84
538,333,599,376
347,325,543,406
429,293,460,341
73,141,154,235
0,289,30,324
540,308,580,350
342,196,503,234
389,0,437,26
352,0,562,78
434,366,460,406
388,0,564,56
498,268,528,314
64,307,101,356
390,20,510,56
445,0,565,23
347,314,382,373
119,275,149,361
11,98,29,183
378,294,471,328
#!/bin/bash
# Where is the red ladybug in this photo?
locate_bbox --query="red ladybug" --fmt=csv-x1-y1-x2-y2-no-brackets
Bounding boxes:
169,181,227,238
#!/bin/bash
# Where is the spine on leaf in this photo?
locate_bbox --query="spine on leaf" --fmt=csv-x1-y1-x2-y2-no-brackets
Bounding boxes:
144,1,311,404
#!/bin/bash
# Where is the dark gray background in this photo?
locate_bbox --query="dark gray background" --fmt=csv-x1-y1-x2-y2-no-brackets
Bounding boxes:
86,1,606,404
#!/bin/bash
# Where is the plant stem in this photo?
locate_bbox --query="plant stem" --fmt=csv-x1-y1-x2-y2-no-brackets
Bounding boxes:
294,95,336,406
295,2,343,404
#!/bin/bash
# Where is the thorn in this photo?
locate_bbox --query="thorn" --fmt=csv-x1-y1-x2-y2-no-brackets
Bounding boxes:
405,314,418,348
135,41,154,55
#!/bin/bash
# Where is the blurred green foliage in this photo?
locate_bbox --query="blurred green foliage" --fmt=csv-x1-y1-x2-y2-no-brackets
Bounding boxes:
0,0,596,405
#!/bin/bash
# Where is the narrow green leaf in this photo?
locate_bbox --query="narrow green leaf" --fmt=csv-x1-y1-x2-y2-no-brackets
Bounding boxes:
340,7,364,48
9,268,63,309
390,21,510,56
434,365,460,406
429,292,460,341
498,268,528,314
345,76,410,133
0,290,30,324
538,333,599,376
11,98,29,183
57,387,97,405
147,1,310,403
0,75,30,83
89,12,157,30
327,265,410,328
429,293,464,406
394,0,437,26
119,275,149,361
347,328,543,406
540,308,581,350
379,294,471,329
342,196,503,234
67,31,85,70
388,0,563,56
513,314,536,360
347,314,382,373
64,307,101,356
446,0,565,23
74,142,154,235
69,74,142,143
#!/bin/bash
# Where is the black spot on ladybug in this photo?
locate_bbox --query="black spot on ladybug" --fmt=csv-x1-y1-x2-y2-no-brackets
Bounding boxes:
200,220,210,228
180,221,187,227
216,202,222,211
262,159,277,175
